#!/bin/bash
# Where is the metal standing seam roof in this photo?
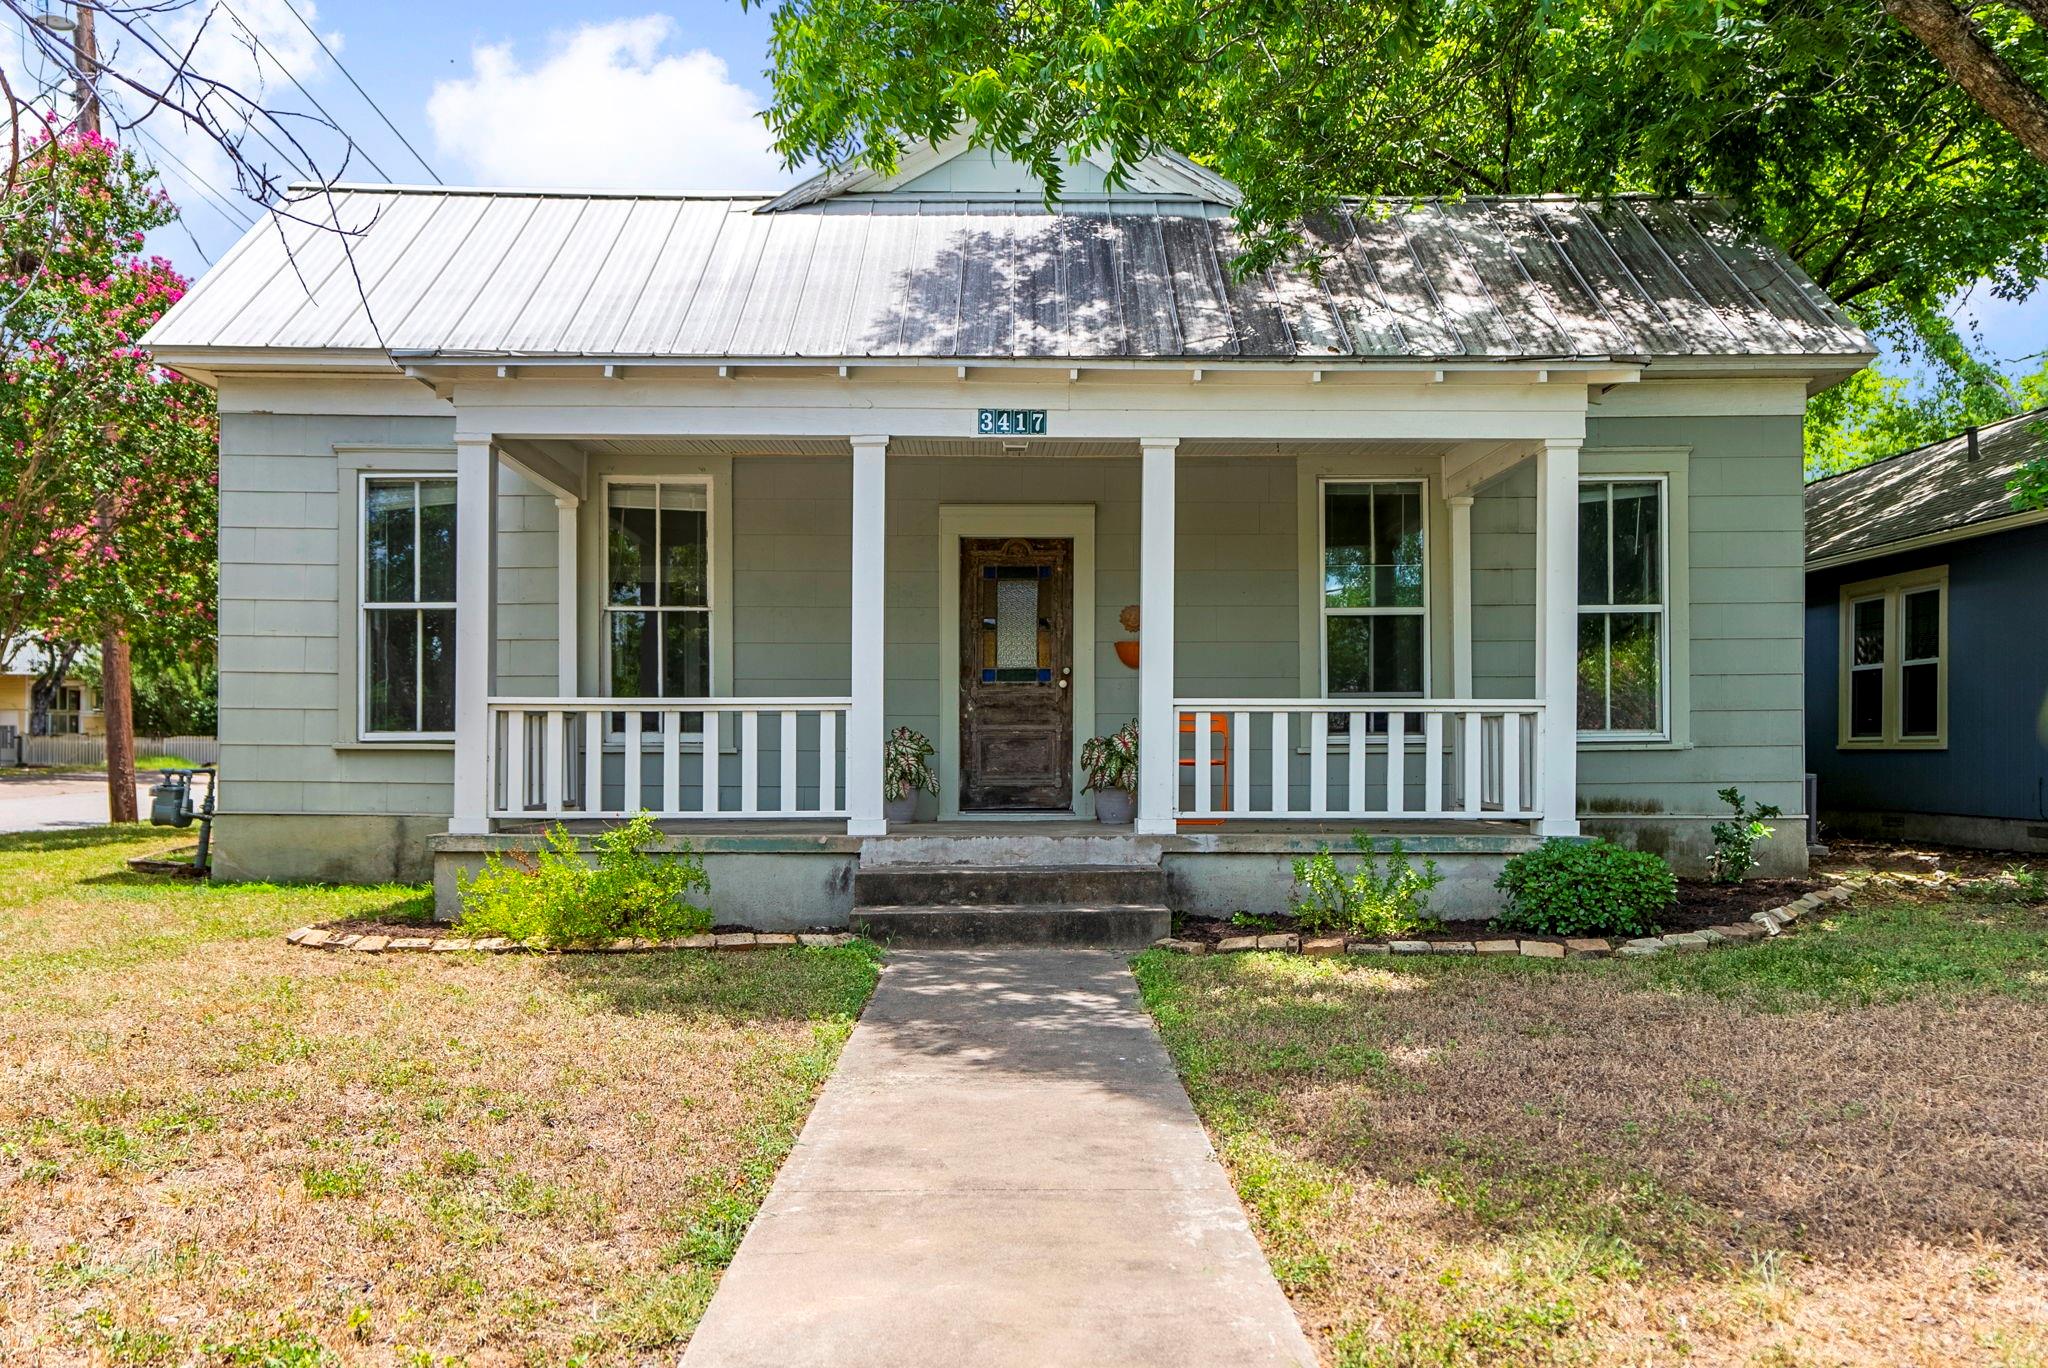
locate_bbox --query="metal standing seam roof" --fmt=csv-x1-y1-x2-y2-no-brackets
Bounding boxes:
1805,408,2048,565
144,187,1871,364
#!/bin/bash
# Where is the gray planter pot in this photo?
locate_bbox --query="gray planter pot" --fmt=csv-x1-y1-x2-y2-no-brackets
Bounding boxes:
1092,788,1134,825
884,794,919,824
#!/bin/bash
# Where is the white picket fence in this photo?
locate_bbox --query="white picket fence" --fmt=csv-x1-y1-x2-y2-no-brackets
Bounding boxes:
15,734,219,769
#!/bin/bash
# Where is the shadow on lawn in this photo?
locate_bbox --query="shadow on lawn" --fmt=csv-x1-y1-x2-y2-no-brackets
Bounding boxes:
542,943,883,1029
0,824,164,854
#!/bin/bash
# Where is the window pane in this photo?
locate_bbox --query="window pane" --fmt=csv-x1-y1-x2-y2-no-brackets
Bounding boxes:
1849,668,1883,738
1607,611,1661,731
1609,482,1660,605
365,608,418,732
1901,662,1938,737
417,479,457,602
607,484,659,607
608,610,658,697
660,484,709,607
1327,616,1422,694
1852,598,1885,666
1577,613,1607,729
419,609,456,732
1577,484,1609,606
1324,483,1422,609
364,480,416,604
1904,588,1940,661
662,614,711,698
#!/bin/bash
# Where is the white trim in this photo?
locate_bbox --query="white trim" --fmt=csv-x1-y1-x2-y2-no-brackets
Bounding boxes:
449,440,497,835
935,504,1099,821
846,438,889,835
1806,506,2048,572
1574,475,1671,743
1137,439,1178,834
1836,565,1948,750
1535,439,1582,836
356,471,459,743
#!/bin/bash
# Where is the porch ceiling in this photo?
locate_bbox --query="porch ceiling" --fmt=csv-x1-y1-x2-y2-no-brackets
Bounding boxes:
535,434,1501,461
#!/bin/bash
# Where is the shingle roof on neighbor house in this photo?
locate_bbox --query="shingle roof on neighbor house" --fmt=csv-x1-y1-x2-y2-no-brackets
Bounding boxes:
1805,408,2048,567
145,154,1870,370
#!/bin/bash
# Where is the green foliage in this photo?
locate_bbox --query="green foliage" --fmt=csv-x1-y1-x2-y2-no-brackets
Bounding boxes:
882,725,938,801
2010,450,2048,512
1289,832,1442,938
1494,838,1675,938
749,0,2048,389
70,641,216,735
0,128,217,663
1806,344,2048,479
1079,718,1139,794
457,814,712,946
1957,864,2048,905
1708,787,1783,884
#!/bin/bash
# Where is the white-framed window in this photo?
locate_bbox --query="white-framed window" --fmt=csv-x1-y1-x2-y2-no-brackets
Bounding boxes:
49,685,83,735
1319,478,1427,737
1578,477,1667,739
359,474,457,739
604,478,712,713
1838,568,1946,748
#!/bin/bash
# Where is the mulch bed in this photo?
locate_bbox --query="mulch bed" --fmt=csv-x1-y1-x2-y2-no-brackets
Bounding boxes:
1173,876,1826,947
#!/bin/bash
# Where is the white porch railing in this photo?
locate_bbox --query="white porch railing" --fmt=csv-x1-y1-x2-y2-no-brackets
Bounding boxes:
1172,700,1544,821
487,698,850,821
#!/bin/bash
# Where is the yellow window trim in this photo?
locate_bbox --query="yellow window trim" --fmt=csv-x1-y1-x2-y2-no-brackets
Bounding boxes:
1837,565,1948,750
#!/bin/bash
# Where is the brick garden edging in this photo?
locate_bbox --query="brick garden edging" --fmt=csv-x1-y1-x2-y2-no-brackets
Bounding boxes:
1153,884,1852,959
284,927,859,954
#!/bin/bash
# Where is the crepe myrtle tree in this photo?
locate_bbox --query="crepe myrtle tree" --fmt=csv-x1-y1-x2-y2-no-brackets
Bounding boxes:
0,126,216,811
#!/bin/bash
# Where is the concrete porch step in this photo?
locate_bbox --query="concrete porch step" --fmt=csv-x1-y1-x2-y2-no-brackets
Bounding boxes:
852,863,1167,909
849,903,1172,949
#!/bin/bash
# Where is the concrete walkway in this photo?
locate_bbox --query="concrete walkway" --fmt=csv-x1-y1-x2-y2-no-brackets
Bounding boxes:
682,950,1317,1368
0,773,152,832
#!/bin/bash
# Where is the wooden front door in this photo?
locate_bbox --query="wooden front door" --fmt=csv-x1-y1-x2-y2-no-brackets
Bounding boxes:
960,537,1074,810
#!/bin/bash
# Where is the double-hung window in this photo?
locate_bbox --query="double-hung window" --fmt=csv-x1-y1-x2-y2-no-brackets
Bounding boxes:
1578,478,1666,738
361,476,457,738
1839,569,1945,747
1321,480,1426,733
606,480,711,715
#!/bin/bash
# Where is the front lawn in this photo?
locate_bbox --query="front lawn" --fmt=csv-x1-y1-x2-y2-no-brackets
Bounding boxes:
1137,893,2048,1366
0,827,879,1364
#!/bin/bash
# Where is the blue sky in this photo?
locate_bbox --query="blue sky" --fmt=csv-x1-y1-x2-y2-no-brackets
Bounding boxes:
11,1,2042,384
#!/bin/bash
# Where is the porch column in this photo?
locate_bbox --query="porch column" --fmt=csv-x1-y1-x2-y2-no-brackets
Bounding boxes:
1534,438,1581,836
1447,493,1474,697
450,436,500,836
555,497,579,695
845,435,888,836
1136,437,1178,835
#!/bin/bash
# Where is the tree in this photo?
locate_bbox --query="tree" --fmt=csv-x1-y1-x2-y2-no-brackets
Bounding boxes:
0,126,217,809
748,0,2048,372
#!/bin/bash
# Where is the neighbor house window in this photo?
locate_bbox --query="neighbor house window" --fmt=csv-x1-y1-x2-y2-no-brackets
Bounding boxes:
606,480,710,706
361,476,457,737
49,685,83,735
1838,569,1946,747
1321,480,1426,704
1578,479,1666,738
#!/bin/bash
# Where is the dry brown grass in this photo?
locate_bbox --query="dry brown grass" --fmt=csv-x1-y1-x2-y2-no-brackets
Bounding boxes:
1137,896,2048,1367
0,827,877,1366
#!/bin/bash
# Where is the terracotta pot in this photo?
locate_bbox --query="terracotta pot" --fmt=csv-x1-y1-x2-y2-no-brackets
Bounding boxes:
1113,639,1141,669
1093,788,1135,825
884,794,919,824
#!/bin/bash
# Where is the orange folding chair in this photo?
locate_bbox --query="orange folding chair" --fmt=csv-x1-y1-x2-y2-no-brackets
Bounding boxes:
1177,711,1230,826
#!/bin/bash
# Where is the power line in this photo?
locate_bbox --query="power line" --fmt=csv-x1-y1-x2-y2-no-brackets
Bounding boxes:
130,13,315,183
218,0,394,183
277,0,440,184
128,119,261,233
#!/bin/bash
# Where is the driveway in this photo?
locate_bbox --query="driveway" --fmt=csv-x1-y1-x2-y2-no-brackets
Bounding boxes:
0,772,155,832
681,949,1317,1367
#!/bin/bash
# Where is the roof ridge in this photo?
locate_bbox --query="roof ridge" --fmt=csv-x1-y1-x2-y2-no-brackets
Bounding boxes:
1807,405,2048,488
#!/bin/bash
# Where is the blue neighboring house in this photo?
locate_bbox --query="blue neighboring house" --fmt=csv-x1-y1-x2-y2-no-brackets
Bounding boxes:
1805,408,2048,853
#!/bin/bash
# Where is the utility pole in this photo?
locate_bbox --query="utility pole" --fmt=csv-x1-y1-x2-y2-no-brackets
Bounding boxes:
70,3,137,823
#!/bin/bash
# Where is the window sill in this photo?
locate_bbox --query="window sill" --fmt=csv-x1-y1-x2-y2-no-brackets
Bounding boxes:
336,739,455,752
1838,739,1948,752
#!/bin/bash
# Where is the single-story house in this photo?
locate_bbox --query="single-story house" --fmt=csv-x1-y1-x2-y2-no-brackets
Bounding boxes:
0,640,100,747
1805,408,2048,853
142,140,1871,924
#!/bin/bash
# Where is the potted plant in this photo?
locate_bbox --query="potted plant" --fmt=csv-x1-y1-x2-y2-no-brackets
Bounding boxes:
1080,719,1139,824
883,725,938,822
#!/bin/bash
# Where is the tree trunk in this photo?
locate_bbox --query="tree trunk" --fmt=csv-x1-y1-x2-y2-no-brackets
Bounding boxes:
103,629,137,823
1884,0,2048,164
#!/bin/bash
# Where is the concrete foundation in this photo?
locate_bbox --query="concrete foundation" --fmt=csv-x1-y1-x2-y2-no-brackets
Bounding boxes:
1580,814,1811,877
214,813,446,884
1819,808,2048,855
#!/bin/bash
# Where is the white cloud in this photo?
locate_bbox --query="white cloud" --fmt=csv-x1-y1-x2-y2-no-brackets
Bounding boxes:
426,17,788,191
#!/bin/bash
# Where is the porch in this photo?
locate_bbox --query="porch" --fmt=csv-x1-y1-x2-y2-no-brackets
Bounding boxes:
444,427,1590,843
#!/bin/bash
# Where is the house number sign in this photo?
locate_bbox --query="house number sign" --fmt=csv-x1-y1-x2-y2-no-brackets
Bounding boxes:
976,408,1049,437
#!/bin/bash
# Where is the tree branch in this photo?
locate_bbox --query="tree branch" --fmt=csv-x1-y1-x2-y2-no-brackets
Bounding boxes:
1884,0,2048,163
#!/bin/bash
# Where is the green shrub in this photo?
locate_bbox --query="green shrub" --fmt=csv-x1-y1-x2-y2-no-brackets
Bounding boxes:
1290,833,1443,938
1494,838,1675,938
458,814,712,946
1708,786,1783,883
